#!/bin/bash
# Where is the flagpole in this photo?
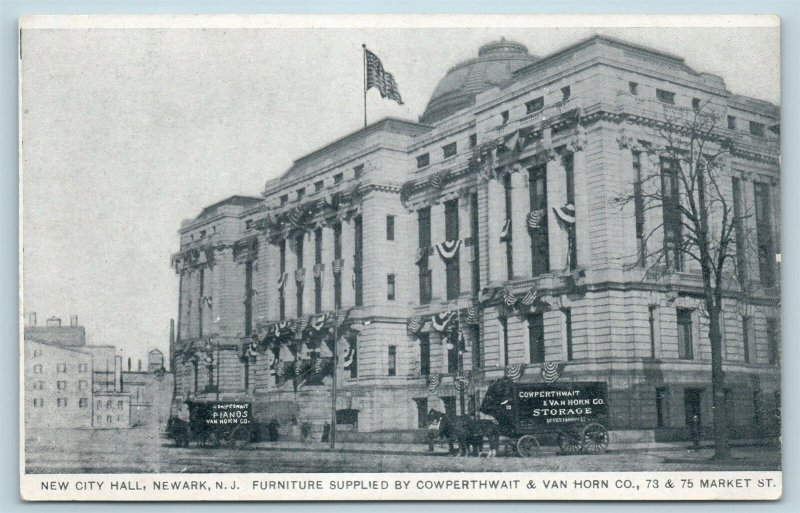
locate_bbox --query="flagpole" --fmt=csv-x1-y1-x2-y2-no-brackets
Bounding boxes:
362,44,367,129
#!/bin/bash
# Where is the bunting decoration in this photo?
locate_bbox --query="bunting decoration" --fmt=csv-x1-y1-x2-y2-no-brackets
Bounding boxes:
506,363,525,382
335,309,350,329
247,342,259,359
314,358,323,374
503,288,518,308
431,311,455,333
235,343,245,359
553,204,576,225
295,359,304,376
313,263,325,278
310,313,329,332
435,240,462,262
294,268,306,284
504,131,520,152
427,373,441,393
332,259,344,274
295,315,310,334
276,359,285,377
520,287,538,307
454,374,470,392
499,219,511,242
414,247,426,265
407,315,423,335
527,209,546,230
277,272,288,291
541,362,565,383
429,169,448,190
465,303,480,325
343,344,356,370
257,328,269,343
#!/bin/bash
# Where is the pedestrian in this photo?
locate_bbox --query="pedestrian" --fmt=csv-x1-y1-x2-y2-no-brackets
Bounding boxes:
690,413,701,451
322,421,330,443
427,417,439,452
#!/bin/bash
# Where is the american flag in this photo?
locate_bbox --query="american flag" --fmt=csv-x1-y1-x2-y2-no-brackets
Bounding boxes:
365,48,403,105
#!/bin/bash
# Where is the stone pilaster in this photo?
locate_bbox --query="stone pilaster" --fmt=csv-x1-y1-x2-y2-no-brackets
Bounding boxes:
486,177,507,285
510,166,531,279
546,156,566,273
430,202,446,302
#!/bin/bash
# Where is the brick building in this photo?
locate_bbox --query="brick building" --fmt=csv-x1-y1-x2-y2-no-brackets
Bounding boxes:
171,36,780,440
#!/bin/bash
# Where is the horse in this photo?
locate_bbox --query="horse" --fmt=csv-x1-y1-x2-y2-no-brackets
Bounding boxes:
427,409,500,457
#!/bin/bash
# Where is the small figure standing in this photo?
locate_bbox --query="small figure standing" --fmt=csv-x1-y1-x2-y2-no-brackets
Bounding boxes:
690,413,701,451
427,418,439,452
321,421,330,443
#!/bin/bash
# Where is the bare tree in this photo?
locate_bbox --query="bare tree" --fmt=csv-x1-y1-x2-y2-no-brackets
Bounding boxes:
614,101,760,460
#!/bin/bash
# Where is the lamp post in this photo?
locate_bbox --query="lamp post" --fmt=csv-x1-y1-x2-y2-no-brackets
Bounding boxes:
330,316,338,450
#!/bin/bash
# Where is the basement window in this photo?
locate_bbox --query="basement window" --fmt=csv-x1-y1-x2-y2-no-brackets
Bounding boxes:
416,153,430,169
656,89,675,105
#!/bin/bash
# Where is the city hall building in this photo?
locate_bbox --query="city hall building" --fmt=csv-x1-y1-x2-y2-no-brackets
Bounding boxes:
171,36,780,441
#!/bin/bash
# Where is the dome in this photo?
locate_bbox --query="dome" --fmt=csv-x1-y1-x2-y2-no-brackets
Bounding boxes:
420,38,538,125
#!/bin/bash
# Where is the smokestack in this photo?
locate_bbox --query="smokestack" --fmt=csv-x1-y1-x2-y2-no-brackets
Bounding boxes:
138,359,142,372
28,312,37,326
170,319,175,344
70,315,78,327
114,355,123,392
127,357,132,371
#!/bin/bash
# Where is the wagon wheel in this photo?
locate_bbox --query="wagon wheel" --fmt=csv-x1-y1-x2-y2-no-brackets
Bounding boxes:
226,425,251,449
582,423,609,454
516,435,541,458
557,429,583,455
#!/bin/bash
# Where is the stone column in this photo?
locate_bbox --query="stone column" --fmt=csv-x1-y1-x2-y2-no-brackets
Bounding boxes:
284,240,297,319
303,231,315,315
486,177,507,285
263,241,277,321
341,218,355,308
322,226,335,312
430,202,446,302
510,166,531,279
546,156,566,273
458,196,472,296
572,141,590,270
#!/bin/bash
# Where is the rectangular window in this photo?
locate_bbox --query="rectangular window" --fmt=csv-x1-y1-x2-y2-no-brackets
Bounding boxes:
677,309,694,360
443,142,457,158
656,89,675,104
296,188,305,201
656,387,667,427
118,400,124,410
57,380,67,391
33,349,42,357
279,239,286,320
445,199,460,300
528,313,545,364
333,223,342,310
57,398,68,408
244,260,253,336
354,216,363,307
469,134,477,148
386,215,395,241
649,305,657,358
732,178,747,284
692,98,701,112
633,150,646,267
563,308,574,361
314,180,324,192
749,121,765,137
418,207,432,305
388,346,397,376
754,182,775,286
525,96,544,114
79,398,88,408
561,85,571,101
661,158,683,271
767,318,779,365
79,380,88,390
501,110,509,124
727,115,737,130
742,316,751,363
447,332,458,374
33,364,42,374
500,317,509,367
416,153,430,169
33,380,43,390
470,325,481,370
33,398,43,407
470,192,480,295
629,82,639,95
504,173,514,279
57,363,66,373
563,154,577,270
528,165,550,276
280,194,288,205
419,333,431,376
333,172,344,184
353,164,364,178
387,274,396,301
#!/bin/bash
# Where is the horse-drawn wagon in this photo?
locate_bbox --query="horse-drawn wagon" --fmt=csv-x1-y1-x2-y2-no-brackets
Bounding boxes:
480,378,610,457
166,400,255,448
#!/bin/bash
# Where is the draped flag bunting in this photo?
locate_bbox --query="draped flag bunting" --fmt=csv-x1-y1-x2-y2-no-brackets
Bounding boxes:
295,359,304,376
332,259,344,274
295,268,306,284
407,315,423,335
277,272,288,291
504,131,520,152
295,315,310,333
520,287,538,307
427,373,441,393
435,240,462,262
247,342,259,359
553,204,576,225
276,360,285,377
313,263,325,278
257,328,268,343
343,345,356,370
414,247,426,265
429,169,447,190
454,374,470,392
506,363,525,382
541,362,565,383
235,343,245,359
273,323,282,338
465,303,480,325
500,219,511,241
310,313,328,331
431,311,455,333
336,309,350,329
527,209,546,230
503,288,518,308
314,358,323,374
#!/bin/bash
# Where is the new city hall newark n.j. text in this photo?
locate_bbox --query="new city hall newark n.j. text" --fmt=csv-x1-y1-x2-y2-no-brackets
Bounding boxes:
170,36,780,443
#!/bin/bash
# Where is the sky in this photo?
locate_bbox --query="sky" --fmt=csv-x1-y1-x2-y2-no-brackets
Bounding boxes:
20,17,780,363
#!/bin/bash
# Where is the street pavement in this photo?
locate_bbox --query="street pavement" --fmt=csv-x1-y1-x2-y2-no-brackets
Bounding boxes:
24,426,781,474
